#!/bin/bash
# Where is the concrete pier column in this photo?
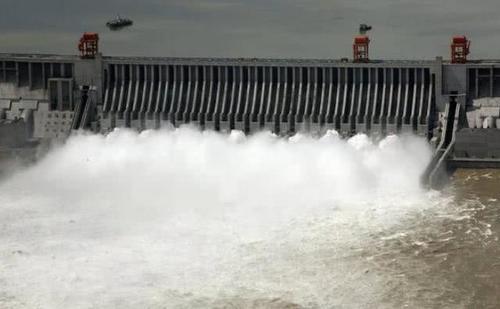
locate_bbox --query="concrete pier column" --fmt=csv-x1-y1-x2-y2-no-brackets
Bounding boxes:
180,66,193,125
407,68,418,132
283,67,297,134
316,67,327,131
173,66,186,127
339,68,349,133
331,68,342,130
323,68,335,131
265,68,275,133
249,66,261,133
360,68,372,133
256,67,269,133
307,67,319,133
218,66,230,131
159,65,171,128
202,66,215,129
239,66,252,133
369,68,380,133
186,66,199,125
401,68,410,131
222,66,236,131
194,66,207,128
377,68,389,134
394,68,405,133
119,65,134,128
297,67,309,133
110,65,119,117
385,68,396,134
166,66,179,126
117,65,126,114
209,66,223,130
234,66,245,131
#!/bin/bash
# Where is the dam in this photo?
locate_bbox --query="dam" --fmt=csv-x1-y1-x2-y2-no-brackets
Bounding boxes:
1,34,500,185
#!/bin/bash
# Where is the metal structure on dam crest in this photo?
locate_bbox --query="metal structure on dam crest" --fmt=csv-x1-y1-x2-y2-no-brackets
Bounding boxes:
1,33,500,186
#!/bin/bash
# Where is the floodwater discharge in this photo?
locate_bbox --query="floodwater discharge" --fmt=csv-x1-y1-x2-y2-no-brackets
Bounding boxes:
0,128,499,308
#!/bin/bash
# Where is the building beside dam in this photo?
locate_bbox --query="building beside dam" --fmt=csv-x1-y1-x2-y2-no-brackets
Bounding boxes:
1,34,500,185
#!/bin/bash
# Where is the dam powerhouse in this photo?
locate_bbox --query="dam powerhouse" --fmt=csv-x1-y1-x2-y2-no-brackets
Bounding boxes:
1,33,500,185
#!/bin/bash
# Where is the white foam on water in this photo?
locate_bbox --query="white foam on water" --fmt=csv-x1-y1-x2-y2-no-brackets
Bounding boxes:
0,127,443,308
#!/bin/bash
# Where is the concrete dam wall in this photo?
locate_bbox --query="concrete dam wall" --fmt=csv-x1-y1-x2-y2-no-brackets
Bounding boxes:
100,61,435,136
2,53,500,181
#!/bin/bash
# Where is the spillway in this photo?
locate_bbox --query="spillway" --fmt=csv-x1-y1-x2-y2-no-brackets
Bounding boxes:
2,53,500,185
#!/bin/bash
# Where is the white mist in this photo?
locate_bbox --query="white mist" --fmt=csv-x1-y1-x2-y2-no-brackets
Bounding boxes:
0,128,439,308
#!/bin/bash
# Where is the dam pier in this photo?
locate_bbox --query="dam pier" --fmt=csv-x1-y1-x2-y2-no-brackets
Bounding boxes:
2,34,500,185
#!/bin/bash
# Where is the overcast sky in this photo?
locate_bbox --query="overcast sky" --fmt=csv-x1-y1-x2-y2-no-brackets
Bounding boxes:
1,0,500,59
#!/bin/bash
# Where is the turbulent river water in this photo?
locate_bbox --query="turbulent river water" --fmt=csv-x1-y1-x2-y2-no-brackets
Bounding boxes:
0,128,498,308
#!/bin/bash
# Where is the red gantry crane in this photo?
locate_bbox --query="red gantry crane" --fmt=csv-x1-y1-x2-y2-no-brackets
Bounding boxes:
353,35,370,63
78,32,99,59
451,35,470,64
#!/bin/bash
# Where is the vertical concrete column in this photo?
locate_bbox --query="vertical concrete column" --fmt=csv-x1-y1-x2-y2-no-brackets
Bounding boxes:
278,67,289,134
285,67,298,133
317,67,327,127
225,66,237,130
408,68,418,131
323,68,334,130
154,65,164,114
146,65,156,116
102,65,111,113
371,68,380,132
308,67,318,132
378,68,388,133
132,66,140,117
211,66,223,130
299,67,310,131
249,66,260,132
417,69,425,129
124,65,134,119
425,76,434,130
333,68,342,130
339,68,349,132
263,67,279,132
117,65,126,113
203,66,215,128
110,65,119,113
240,66,251,132
394,68,404,131
345,67,357,133
234,66,244,130
355,68,365,131
257,67,269,130
403,69,411,126
186,66,198,123
218,66,230,131
361,68,372,132
178,66,194,123
167,66,179,124
196,66,207,126
160,65,171,124
271,67,286,134
386,68,397,132
175,65,185,123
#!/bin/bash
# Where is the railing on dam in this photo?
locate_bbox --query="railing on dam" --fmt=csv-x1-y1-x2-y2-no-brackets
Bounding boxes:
100,63,435,135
